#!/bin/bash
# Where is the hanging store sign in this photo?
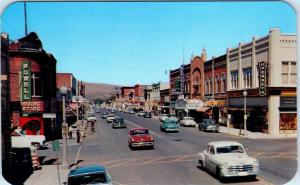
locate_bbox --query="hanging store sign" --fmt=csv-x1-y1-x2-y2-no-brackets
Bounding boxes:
21,101,44,112
258,61,267,96
21,61,32,101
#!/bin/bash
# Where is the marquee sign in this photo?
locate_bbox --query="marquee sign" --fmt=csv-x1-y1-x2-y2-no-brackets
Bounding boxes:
21,101,44,112
258,61,267,96
21,62,31,101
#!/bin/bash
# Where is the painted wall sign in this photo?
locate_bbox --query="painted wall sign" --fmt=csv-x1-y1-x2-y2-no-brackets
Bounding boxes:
21,61,32,101
258,61,267,96
21,101,44,112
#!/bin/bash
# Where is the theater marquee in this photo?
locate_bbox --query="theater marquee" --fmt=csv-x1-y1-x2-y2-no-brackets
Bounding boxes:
258,61,267,96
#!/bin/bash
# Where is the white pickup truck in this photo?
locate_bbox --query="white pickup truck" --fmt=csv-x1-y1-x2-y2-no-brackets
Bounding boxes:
11,132,46,149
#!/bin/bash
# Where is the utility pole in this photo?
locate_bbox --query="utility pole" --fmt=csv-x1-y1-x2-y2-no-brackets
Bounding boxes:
24,2,28,36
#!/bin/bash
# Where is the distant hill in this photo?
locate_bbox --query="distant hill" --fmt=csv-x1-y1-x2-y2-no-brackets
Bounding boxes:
85,82,121,101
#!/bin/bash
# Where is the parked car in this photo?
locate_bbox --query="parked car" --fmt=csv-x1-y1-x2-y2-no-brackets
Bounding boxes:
87,115,97,122
138,111,146,117
67,165,112,185
106,114,116,123
129,110,135,114
160,118,180,132
179,117,197,127
96,109,101,113
11,131,46,149
128,128,154,149
101,112,108,119
198,141,259,181
159,114,168,122
143,112,152,118
112,117,127,128
198,119,219,132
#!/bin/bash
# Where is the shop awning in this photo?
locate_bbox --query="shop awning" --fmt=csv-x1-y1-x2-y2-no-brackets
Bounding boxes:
196,107,211,112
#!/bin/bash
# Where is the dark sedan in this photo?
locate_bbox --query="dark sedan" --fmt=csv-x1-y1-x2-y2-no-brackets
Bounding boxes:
112,117,127,128
198,119,219,132
143,112,152,118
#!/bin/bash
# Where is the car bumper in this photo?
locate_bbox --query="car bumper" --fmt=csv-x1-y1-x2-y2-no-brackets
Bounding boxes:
113,124,127,128
165,128,179,131
221,169,259,177
131,142,154,147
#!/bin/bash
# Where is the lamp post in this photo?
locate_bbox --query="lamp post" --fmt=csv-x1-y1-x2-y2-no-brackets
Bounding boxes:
243,90,248,135
60,86,69,169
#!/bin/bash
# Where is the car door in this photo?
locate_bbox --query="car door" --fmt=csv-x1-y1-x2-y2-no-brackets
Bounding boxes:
204,145,216,172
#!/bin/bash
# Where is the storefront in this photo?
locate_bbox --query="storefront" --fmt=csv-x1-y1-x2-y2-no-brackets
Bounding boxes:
175,99,203,122
279,96,297,134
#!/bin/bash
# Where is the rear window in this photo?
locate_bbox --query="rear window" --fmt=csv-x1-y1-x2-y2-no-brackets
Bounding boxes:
132,129,149,135
68,172,107,185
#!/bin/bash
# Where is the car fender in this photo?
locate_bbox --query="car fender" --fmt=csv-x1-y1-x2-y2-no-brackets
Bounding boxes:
198,152,206,168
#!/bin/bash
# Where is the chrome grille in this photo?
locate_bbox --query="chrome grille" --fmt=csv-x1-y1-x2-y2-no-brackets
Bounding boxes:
228,165,253,172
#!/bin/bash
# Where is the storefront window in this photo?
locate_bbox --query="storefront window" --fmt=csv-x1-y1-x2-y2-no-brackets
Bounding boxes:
279,113,297,131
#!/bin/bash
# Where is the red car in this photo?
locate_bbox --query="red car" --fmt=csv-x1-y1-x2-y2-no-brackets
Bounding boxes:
128,128,154,149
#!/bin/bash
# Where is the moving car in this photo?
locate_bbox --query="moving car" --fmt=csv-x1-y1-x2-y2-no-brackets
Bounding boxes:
179,117,197,127
128,128,154,149
67,165,112,185
101,112,108,119
106,114,116,123
112,117,127,128
198,141,259,181
138,111,146,117
159,114,168,122
143,112,152,118
160,118,180,132
87,115,97,122
198,119,219,132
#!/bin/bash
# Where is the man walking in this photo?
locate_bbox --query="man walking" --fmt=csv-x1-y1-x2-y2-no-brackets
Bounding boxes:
76,129,80,143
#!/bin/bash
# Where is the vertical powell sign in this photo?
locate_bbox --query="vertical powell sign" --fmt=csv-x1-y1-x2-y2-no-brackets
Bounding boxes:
258,61,267,96
21,61,32,101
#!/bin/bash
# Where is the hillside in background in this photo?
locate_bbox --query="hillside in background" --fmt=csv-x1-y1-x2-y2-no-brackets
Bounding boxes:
85,82,121,101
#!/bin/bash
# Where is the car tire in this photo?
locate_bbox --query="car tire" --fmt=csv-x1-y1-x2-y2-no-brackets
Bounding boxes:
216,167,224,182
198,160,204,169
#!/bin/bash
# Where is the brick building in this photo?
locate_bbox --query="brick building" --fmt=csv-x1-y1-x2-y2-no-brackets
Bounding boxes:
8,32,57,140
204,54,227,124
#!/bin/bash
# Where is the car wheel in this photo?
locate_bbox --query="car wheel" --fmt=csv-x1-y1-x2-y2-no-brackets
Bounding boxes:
198,160,204,169
216,167,224,182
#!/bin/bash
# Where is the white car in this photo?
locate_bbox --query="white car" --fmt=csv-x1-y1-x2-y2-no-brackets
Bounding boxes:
159,114,168,122
87,115,97,122
106,114,116,123
198,141,259,180
12,132,46,149
179,117,197,127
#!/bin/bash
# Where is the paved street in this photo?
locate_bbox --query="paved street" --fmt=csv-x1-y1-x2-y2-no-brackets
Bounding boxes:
73,110,297,185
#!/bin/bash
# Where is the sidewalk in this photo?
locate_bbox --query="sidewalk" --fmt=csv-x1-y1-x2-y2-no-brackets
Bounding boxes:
24,120,88,185
219,126,297,139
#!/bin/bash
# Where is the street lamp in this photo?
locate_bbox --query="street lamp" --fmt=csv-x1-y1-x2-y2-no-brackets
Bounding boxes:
243,90,248,135
60,86,69,169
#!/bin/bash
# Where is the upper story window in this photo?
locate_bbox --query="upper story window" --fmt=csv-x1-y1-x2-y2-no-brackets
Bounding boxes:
209,77,213,94
205,78,209,95
230,70,238,89
215,75,219,93
221,73,226,93
282,61,297,85
31,73,42,97
243,67,252,88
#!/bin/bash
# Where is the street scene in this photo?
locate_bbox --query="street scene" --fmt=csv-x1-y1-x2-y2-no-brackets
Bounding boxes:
0,1,298,185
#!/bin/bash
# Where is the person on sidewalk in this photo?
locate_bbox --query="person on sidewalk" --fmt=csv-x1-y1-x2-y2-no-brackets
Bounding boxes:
68,129,73,139
76,129,80,143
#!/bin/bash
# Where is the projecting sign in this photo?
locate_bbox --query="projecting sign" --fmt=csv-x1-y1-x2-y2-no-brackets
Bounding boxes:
21,61,32,101
258,61,267,96
21,101,44,112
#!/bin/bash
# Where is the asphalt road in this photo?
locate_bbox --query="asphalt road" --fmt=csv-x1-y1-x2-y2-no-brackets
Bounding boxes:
76,110,297,185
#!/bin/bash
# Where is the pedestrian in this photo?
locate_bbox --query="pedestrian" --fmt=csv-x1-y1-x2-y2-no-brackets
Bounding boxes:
91,121,95,132
76,129,80,143
68,130,72,139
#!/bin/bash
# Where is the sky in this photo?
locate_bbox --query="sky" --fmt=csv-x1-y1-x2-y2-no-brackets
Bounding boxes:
0,1,296,86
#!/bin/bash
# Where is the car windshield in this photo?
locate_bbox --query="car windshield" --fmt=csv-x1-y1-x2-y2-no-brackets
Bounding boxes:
216,145,244,154
132,129,149,135
185,117,193,120
68,172,108,185
164,119,177,124
115,118,124,123
203,119,215,124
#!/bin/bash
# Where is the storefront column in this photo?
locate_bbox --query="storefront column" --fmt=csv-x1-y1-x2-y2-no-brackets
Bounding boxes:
268,96,280,135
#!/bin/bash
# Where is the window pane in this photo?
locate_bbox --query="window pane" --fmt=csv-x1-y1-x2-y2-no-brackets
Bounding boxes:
282,62,289,73
290,74,297,84
290,62,296,74
282,74,288,84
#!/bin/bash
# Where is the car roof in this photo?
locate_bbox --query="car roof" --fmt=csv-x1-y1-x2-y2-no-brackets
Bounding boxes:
131,128,148,131
68,165,106,177
207,141,243,147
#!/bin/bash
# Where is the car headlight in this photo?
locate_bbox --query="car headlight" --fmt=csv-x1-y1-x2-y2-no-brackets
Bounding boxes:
220,162,229,169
